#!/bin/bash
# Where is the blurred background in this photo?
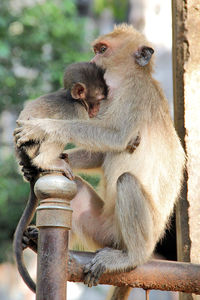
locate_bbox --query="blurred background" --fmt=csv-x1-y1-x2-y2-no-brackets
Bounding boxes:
0,0,177,299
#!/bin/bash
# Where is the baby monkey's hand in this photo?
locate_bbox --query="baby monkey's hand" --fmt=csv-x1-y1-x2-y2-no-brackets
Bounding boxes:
14,118,47,147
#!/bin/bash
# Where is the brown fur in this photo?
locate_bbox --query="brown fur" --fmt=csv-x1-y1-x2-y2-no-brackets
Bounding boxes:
15,24,185,299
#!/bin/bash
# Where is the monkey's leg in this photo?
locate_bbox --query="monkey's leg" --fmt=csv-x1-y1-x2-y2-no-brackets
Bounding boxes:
21,164,39,182
32,141,74,179
16,143,40,181
84,172,155,287
22,175,105,252
69,175,106,250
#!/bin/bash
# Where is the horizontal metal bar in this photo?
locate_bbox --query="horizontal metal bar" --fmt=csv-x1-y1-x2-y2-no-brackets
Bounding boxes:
67,251,200,294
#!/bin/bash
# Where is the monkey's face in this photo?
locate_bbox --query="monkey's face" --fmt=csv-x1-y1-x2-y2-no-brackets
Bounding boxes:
86,87,106,118
91,25,154,72
91,30,132,71
71,81,107,118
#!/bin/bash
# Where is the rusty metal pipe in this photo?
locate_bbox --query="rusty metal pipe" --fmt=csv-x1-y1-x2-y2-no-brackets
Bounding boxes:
34,174,77,300
67,251,200,295
26,244,200,295
37,228,68,300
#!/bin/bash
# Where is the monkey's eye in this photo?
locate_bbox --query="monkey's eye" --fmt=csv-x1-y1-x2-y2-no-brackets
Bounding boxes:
99,45,107,54
93,44,107,55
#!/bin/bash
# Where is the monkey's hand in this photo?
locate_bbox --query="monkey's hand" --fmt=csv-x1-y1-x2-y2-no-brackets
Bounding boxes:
14,118,62,147
14,119,46,147
126,134,141,154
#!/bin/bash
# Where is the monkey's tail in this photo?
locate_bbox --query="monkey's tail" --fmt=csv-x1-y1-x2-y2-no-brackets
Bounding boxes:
13,181,37,293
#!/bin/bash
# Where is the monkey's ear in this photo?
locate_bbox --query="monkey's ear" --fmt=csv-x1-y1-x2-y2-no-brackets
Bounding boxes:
71,83,87,100
134,46,154,67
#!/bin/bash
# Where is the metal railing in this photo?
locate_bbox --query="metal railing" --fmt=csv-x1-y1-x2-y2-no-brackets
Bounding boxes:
33,173,200,299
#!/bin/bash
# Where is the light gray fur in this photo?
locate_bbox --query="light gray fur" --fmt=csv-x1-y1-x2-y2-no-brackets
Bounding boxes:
17,88,89,170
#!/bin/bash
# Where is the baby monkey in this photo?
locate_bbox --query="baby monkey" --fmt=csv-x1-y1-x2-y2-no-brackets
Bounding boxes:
17,62,108,179
13,62,108,292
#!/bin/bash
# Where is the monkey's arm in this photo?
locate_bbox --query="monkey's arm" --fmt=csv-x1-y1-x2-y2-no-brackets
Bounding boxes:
64,148,104,169
15,118,135,152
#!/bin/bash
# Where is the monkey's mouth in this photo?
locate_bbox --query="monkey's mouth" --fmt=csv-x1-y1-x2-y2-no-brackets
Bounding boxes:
88,102,101,118
81,100,101,118
80,99,101,118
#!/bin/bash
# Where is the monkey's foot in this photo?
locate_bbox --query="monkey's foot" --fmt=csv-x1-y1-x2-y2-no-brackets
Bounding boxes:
38,157,74,180
22,226,38,251
83,248,108,287
21,165,40,182
83,248,134,287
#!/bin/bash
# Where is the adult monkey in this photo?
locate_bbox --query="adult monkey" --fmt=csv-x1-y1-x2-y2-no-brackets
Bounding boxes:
15,24,185,299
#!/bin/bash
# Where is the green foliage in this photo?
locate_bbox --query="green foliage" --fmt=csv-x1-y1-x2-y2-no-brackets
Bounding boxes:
65,143,76,150
78,173,101,190
94,0,128,22
0,0,92,112
0,156,29,262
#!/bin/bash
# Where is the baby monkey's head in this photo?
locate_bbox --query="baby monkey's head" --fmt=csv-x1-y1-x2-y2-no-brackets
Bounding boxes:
63,62,108,118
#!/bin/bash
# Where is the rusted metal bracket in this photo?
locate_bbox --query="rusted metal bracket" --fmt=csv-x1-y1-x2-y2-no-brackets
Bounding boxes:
67,251,200,295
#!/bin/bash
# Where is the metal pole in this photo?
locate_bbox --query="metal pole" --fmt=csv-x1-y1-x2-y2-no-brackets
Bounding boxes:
34,174,77,300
